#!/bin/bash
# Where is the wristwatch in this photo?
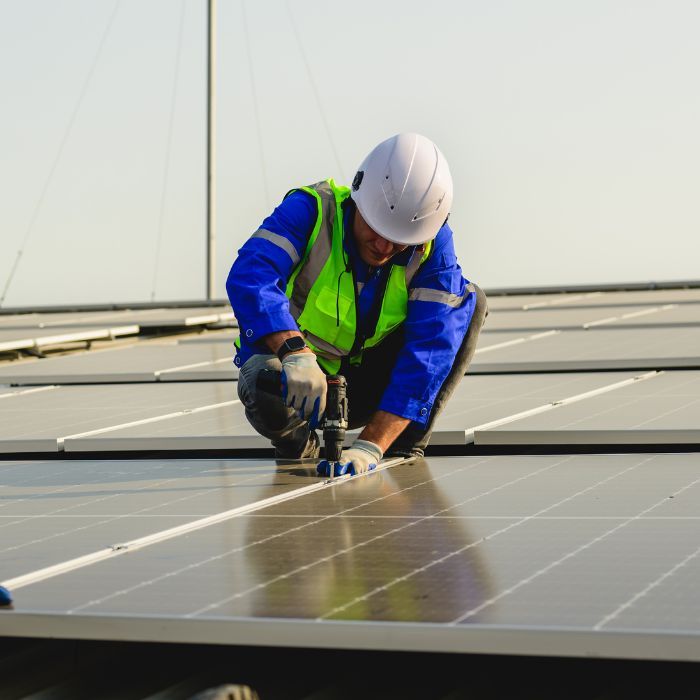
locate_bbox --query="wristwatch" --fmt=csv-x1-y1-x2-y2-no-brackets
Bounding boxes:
276,335,307,362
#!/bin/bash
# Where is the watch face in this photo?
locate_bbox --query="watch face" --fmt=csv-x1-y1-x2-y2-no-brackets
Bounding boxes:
286,336,306,352
278,335,307,361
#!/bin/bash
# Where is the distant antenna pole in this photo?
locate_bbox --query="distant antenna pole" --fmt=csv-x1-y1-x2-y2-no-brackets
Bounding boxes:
206,0,217,300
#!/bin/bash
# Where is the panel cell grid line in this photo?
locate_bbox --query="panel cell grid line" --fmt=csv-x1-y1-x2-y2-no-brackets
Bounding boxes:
3,454,700,662
61,372,641,452
475,370,700,444
0,338,238,385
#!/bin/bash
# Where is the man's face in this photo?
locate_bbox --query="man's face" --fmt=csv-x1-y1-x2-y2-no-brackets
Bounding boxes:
353,209,408,267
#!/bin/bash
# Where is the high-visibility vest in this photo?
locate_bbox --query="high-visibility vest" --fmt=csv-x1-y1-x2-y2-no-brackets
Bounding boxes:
242,179,432,373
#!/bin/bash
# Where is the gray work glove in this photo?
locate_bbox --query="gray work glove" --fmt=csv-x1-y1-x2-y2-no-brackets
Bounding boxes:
281,352,327,427
317,439,383,477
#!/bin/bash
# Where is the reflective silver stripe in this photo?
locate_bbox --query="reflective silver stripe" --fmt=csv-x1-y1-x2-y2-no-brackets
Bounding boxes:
251,229,300,266
408,283,475,308
303,330,346,359
404,248,425,287
289,181,337,319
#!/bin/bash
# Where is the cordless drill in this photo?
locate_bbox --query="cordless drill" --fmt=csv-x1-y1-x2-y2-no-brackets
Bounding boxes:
322,375,348,461
256,370,348,461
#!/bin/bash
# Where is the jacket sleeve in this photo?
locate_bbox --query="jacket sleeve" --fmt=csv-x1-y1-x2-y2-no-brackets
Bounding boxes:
226,192,316,349
377,225,476,427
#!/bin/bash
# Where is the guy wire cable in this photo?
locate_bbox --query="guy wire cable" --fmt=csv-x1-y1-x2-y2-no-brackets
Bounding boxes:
285,0,346,183
151,0,187,302
0,0,122,308
241,0,271,211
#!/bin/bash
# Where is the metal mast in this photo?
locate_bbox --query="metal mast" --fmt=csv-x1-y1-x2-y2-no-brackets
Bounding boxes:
206,0,217,300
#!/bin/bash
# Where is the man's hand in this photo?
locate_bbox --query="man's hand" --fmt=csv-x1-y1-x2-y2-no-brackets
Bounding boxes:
317,439,383,477
281,352,326,428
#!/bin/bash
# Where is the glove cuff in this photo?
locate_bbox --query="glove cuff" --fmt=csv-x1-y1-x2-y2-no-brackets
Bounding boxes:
351,439,383,463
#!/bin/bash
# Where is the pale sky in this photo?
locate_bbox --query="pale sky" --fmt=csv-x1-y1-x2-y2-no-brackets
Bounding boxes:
1,0,699,307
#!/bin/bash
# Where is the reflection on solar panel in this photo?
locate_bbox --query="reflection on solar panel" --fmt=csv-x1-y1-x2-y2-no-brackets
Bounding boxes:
1,289,700,669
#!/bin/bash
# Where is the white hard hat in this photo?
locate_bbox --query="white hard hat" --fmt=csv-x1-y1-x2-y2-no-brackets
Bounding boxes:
350,133,453,246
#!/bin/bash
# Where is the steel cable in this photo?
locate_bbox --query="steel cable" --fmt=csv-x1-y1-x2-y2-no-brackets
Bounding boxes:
241,0,271,210
150,0,187,302
0,0,122,307
285,1,347,183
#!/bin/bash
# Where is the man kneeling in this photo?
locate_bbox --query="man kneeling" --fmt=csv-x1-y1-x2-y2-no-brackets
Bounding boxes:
227,133,487,476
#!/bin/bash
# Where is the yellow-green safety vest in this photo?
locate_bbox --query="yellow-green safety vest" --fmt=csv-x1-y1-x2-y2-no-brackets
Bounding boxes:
239,179,432,374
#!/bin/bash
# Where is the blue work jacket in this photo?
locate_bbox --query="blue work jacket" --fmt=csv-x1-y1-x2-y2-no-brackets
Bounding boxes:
226,189,476,427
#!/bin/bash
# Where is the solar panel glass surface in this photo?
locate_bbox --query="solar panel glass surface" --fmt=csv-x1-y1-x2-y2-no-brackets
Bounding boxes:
2,454,700,661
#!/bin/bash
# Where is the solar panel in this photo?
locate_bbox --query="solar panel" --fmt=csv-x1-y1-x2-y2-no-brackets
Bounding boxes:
589,288,700,306
0,458,309,581
0,337,238,385
2,288,700,667
470,326,700,372
476,370,700,445
0,324,140,354
178,332,239,344
55,372,640,453
0,371,648,454
0,382,238,453
484,303,698,332
134,308,236,328
487,288,700,311
0,306,235,330
0,308,236,354
602,303,700,328
485,291,608,310
2,453,699,662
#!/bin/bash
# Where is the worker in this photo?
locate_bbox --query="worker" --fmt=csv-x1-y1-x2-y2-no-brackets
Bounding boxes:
227,133,488,475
